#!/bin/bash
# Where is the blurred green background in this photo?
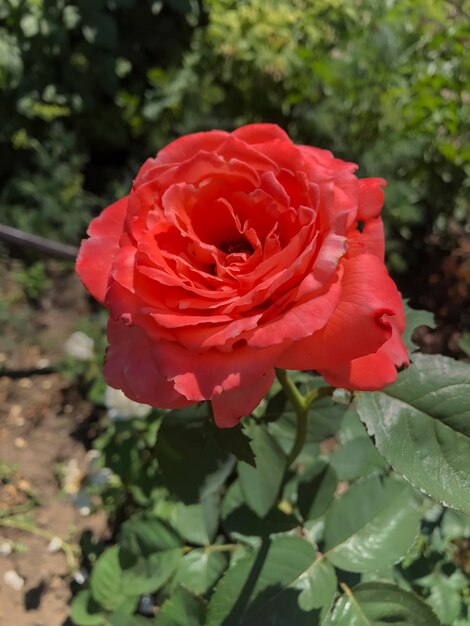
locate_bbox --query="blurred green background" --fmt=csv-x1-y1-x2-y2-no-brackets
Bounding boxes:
0,0,469,275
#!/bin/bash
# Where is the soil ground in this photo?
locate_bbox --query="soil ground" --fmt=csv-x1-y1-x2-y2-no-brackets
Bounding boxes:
0,260,106,626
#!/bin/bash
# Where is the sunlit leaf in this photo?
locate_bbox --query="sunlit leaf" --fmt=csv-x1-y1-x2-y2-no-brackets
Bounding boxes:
238,421,286,517
207,536,336,625
173,549,228,595
297,459,337,521
324,476,422,573
356,354,470,515
70,590,104,626
325,582,441,625
155,586,205,625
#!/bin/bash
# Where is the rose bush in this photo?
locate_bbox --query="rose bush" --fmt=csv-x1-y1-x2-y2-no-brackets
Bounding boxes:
77,124,408,427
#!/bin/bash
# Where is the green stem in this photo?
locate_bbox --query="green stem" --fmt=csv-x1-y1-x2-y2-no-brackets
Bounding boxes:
0,518,78,572
183,543,239,554
275,369,309,467
204,543,240,554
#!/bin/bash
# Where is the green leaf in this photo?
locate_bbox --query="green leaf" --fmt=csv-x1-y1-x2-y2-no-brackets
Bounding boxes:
403,301,435,351
297,557,337,621
267,411,320,461
418,571,466,625
155,586,205,626
208,421,256,467
329,437,386,481
108,614,151,626
206,536,335,625
325,582,441,625
173,549,228,595
201,492,221,544
458,332,470,357
324,476,422,573
153,496,218,545
356,354,470,515
90,547,138,613
70,590,105,626
222,480,298,540
119,516,184,595
120,515,183,556
337,405,369,443
308,395,348,441
238,421,286,517
156,413,234,503
297,459,337,521
123,550,183,596
441,509,470,541
266,392,345,444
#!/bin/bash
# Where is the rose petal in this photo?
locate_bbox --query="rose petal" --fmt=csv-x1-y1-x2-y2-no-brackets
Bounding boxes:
348,217,385,261
246,271,342,348
76,197,128,304
275,254,404,370
155,130,229,165
211,370,275,428
232,123,292,145
357,178,387,221
319,326,409,390
148,340,283,404
216,135,279,171
104,320,190,409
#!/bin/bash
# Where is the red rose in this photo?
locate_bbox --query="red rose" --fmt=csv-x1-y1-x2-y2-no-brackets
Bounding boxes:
77,124,408,427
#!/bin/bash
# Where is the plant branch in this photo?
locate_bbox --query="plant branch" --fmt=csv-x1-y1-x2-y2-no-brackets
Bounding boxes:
183,543,240,554
275,369,309,467
0,517,78,572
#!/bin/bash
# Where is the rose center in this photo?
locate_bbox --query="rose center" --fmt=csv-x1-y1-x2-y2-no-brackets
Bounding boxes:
219,237,254,255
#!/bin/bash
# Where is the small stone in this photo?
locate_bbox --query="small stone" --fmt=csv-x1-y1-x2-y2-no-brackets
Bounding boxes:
17,479,31,492
3,570,25,591
14,437,26,449
64,331,95,361
62,459,83,495
9,404,23,419
105,386,151,421
138,595,155,616
73,568,88,585
0,542,13,557
79,505,91,517
47,537,63,553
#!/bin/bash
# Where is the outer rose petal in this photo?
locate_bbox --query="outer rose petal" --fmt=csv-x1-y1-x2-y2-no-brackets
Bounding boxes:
319,327,409,390
357,178,386,221
104,320,191,409
155,130,228,165
151,341,283,403
348,217,385,261
275,254,404,370
76,197,128,304
361,217,385,260
211,370,275,428
232,123,292,145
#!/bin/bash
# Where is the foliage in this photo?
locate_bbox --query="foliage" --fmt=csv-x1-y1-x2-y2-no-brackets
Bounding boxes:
0,124,100,243
14,259,51,301
1,0,469,267
0,0,195,241
67,306,470,625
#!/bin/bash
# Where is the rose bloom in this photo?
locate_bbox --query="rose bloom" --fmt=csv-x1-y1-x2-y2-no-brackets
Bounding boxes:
77,124,408,427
